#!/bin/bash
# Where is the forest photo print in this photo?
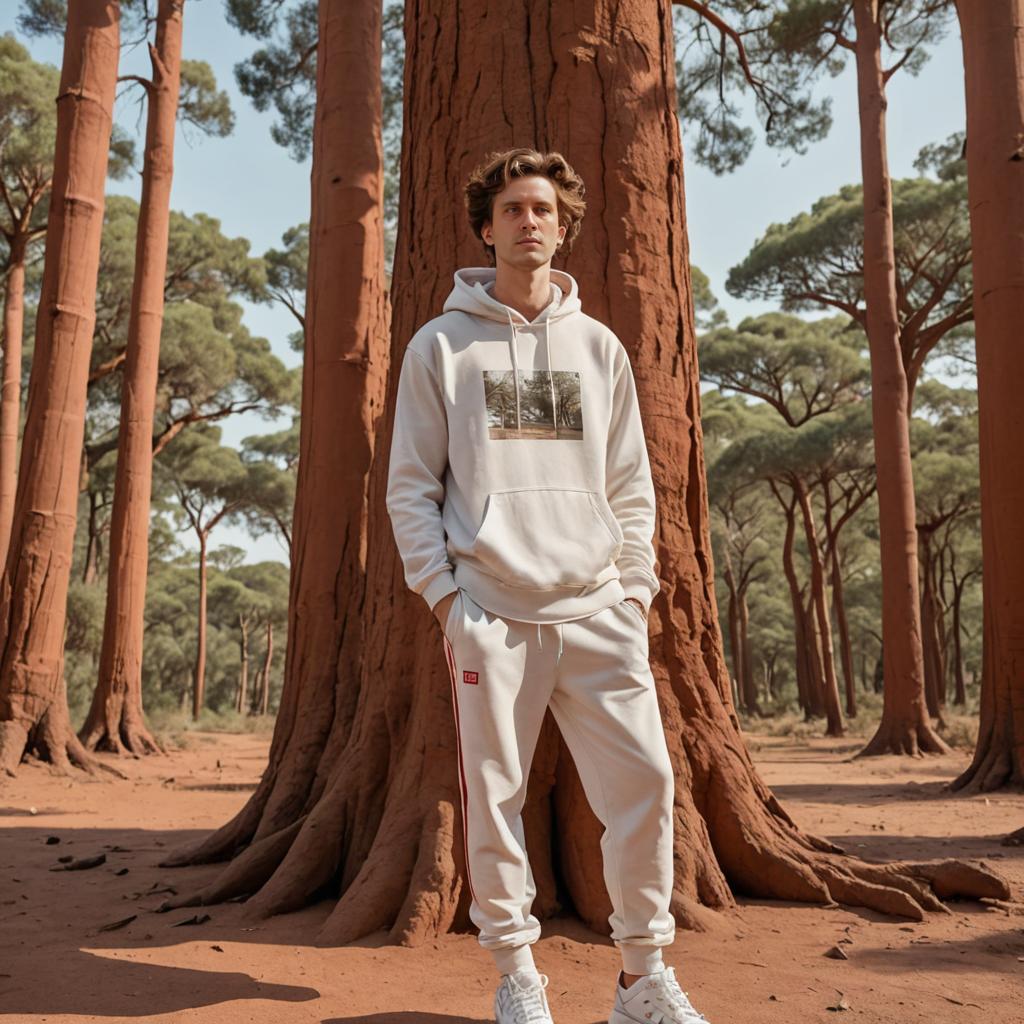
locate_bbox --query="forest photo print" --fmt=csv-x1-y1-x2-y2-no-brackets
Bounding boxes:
0,1,1022,1023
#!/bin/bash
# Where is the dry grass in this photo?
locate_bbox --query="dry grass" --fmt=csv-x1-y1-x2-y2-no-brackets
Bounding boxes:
738,689,980,751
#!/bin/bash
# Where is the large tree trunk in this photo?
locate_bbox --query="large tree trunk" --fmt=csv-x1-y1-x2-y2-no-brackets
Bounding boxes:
795,479,844,736
0,1,122,776
80,0,183,756
158,0,391,902
156,0,1006,933
853,0,947,757
952,0,1024,792
0,241,26,571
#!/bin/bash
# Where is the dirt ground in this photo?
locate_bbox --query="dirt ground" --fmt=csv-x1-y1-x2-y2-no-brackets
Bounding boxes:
1,729,1022,1024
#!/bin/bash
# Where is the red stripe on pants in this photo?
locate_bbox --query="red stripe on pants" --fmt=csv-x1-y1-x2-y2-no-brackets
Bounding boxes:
443,633,478,905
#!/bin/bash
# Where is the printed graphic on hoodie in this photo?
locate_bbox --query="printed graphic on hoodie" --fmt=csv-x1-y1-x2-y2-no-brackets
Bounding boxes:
483,369,584,441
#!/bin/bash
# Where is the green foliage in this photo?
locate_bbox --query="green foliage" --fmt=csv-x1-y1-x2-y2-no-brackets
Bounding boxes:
701,313,869,425
673,0,954,174
179,59,236,138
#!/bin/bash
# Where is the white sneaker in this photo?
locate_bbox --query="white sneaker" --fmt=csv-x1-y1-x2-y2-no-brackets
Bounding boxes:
609,966,709,1023
495,970,555,1023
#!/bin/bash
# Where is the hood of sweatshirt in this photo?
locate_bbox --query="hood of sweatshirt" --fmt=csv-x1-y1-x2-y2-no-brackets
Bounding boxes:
442,267,583,394
386,263,661,624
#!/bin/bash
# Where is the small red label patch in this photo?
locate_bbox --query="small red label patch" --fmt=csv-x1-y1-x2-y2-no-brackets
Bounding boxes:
463,670,479,685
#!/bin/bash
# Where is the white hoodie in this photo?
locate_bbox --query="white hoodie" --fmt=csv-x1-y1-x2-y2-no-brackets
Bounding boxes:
385,266,660,624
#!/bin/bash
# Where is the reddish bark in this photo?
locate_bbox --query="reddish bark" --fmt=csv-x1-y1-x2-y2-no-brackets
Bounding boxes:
157,0,391,906
795,479,844,736
951,0,1024,792
258,619,273,716
830,554,857,718
80,0,184,756
771,481,822,719
236,614,250,715
722,556,758,714
918,530,948,728
155,0,1007,935
0,123,50,569
820,475,875,719
852,0,947,757
0,241,26,572
0,1,123,776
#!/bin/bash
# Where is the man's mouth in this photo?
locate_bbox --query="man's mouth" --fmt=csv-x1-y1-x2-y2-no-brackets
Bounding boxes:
519,238,541,245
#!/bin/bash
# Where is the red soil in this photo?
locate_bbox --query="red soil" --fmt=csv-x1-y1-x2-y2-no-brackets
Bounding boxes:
1,731,1021,1023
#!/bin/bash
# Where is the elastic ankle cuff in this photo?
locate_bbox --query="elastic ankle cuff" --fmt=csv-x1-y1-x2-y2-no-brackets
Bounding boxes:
620,945,665,975
492,944,537,976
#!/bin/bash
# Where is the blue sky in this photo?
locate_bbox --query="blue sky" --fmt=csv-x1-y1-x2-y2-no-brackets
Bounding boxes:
0,3,966,565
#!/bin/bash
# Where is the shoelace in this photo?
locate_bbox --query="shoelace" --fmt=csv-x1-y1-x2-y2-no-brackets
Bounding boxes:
502,972,552,1024
639,967,708,1023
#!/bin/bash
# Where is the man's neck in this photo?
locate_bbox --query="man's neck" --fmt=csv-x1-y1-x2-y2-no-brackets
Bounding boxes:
490,261,553,323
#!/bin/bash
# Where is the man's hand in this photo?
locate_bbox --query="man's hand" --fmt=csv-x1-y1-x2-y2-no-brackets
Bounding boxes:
625,596,648,619
432,591,458,632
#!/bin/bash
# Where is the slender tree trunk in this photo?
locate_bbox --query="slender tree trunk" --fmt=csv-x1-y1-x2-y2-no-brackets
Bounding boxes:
918,533,947,727
831,555,857,717
237,617,249,715
259,619,273,716
853,0,946,756
0,1,122,776
804,593,829,718
952,0,1024,791
824,510,857,718
192,531,208,720
795,479,844,736
0,243,26,570
149,0,1010,932
873,644,884,694
723,562,743,706
774,484,817,718
80,0,183,755
951,578,967,707
738,587,758,715
82,489,102,584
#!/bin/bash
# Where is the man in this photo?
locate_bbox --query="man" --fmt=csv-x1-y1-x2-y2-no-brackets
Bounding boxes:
386,148,710,1024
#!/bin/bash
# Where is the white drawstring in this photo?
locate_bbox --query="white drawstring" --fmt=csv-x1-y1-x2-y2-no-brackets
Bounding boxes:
503,306,556,435
535,621,563,662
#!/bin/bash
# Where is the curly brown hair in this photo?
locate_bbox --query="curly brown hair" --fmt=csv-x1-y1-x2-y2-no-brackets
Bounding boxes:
463,148,586,265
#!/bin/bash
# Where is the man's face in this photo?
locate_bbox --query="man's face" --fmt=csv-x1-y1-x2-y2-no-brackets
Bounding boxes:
482,175,566,271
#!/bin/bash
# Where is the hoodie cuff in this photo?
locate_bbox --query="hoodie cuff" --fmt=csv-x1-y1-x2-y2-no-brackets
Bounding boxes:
620,575,659,614
422,570,459,612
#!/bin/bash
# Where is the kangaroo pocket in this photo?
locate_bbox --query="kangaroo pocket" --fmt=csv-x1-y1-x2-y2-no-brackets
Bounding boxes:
467,487,623,589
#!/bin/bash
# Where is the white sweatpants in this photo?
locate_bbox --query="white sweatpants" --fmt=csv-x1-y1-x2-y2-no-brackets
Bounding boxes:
440,587,676,977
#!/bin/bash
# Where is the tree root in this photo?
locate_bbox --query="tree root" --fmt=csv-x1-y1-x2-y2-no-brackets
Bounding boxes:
158,818,306,910
158,773,274,867
1003,825,1024,847
749,847,1009,921
79,719,163,758
858,717,951,757
0,705,128,779
950,739,1017,794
